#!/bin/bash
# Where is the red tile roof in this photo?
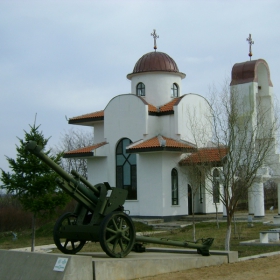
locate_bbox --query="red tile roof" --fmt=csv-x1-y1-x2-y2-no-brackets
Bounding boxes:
179,147,228,165
159,96,183,113
148,103,158,113
69,111,104,124
63,142,107,158
127,135,196,153
68,95,185,124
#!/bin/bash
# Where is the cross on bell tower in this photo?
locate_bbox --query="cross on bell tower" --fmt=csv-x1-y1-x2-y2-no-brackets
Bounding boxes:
246,34,254,61
151,29,159,51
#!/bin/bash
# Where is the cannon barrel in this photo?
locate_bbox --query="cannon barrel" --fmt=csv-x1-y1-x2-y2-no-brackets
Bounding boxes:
25,141,99,206
134,236,214,256
71,169,100,196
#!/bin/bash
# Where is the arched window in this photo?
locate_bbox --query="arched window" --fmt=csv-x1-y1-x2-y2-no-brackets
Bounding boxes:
213,168,220,203
171,168,178,205
136,83,145,96
171,83,179,97
188,184,192,215
116,138,137,200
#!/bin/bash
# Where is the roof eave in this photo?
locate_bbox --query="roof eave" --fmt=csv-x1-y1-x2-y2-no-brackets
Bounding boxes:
127,71,186,80
180,161,223,167
127,147,196,154
69,117,104,125
148,110,174,116
63,152,94,158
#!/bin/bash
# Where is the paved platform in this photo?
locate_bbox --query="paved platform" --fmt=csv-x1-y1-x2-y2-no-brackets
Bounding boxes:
1,247,236,280
0,249,93,280
80,249,235,280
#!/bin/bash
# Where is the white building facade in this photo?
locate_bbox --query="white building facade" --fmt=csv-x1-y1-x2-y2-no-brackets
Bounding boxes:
65,49,279,220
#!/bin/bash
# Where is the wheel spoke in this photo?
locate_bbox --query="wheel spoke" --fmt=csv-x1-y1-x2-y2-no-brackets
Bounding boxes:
106,234,117,243
54,212,86,254
106,227,117,234
118,239,124,251
112,218,118,230
99,212,135,258
64,239,69,248
122,226,129,233
112,238,118,251
121,235,130,242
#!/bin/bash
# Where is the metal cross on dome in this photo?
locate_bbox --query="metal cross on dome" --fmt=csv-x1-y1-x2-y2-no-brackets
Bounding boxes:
151,29,159,51
246,33,254,61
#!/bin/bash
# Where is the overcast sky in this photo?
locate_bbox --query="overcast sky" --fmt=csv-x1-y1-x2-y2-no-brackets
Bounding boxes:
1,0,280,175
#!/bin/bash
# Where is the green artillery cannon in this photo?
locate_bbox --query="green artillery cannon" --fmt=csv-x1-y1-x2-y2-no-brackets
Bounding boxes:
25,141,214,258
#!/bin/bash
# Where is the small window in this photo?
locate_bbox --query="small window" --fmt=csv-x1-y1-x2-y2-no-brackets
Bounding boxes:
171,83,179,97
171,168,179,205
136,83,145,96
213,168,220,203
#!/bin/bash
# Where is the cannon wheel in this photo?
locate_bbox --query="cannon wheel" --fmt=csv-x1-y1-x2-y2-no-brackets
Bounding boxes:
53,212,86,254
99,211,136,258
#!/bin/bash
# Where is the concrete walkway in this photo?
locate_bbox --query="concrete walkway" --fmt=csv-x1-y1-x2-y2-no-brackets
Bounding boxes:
10,243,57,253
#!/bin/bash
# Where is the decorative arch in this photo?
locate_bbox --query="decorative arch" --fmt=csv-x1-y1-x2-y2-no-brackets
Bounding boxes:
116,138,137,200
230,59,273,86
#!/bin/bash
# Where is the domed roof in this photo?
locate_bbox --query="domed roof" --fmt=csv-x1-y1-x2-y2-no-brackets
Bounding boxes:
132,51,179,73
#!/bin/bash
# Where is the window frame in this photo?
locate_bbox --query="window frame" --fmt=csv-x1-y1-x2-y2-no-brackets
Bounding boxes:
136,82,145,97
116,138,137,200
171,168,179,205
213,168,220,203
171,83,179,97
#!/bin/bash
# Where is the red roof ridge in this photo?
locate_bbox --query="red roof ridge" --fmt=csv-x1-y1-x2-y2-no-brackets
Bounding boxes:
127,135,196,153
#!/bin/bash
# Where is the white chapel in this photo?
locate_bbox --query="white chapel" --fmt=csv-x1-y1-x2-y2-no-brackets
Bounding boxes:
64,33,280,220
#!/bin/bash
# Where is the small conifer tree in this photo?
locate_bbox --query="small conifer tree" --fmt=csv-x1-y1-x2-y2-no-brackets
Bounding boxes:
0,123,70,251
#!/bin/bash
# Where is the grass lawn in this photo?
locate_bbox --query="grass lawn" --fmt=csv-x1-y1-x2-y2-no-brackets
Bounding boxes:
146,221,280,258
1,219,280,258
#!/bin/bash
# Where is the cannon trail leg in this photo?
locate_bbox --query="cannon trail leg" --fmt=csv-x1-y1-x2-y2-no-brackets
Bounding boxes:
99,211,135,258
53,212,86,254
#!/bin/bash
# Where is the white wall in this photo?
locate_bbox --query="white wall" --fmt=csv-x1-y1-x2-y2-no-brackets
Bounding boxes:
127,152,188,217
175,94,212,147
130,72,183,106
146,114,176,139
204,175,223,214
128,153,164,216
104,94,148,143
161,153,188,216
93,122,105,143
103,94,149,185
87,157,108,186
